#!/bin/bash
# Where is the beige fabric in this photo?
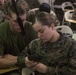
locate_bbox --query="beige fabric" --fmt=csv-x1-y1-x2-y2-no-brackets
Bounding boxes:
22,68,34,75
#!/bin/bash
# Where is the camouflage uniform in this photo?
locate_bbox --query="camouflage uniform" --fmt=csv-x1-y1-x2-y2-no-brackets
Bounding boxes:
26,9,60,26
2,0,29,15
2,0,10,14
0,10,5,24
17,32,76,75
25,0,40,9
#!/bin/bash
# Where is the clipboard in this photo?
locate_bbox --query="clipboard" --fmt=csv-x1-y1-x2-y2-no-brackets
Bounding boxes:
0,66,18,74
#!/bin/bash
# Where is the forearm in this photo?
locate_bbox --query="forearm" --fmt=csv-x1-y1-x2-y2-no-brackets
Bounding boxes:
0,57,17,69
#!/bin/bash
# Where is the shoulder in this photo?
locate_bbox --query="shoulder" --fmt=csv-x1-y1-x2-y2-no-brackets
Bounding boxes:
62,33,76,52
0,21,9,41
0,21,9,34
31,38,41,43
57,32,76,55
0,21,9,28
59,32,74,47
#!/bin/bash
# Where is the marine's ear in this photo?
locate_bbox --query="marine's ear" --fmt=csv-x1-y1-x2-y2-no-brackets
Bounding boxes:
50,23,55,30
5,15,11,20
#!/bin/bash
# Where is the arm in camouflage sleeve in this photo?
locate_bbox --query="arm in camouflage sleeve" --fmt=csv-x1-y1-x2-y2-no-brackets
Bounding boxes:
15,47,28,68
15,46,39,68
26,40,56,74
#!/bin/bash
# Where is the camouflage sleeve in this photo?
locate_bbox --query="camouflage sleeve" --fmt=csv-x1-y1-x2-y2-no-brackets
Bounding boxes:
15,39,37,68
15,47,28,68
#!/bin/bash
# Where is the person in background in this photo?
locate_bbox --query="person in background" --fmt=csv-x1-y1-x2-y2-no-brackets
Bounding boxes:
0,0,15,24
0,0,4,10
0,10,5,24
25,0,40,9
16,12,76,75
0,0,37,75
39,2,50,13
26,3,60,26
0,0,5,24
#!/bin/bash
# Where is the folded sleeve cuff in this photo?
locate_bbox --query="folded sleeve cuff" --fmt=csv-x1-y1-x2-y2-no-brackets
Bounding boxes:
15,55,26,68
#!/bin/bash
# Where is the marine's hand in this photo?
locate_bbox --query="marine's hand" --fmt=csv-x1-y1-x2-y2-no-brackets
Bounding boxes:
32,63,47,73
25,57,38,68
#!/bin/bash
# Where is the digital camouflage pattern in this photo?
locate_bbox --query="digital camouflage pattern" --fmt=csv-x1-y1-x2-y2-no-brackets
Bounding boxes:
28,32,76,75
1,0,11,14
17,32,76,75
16,0,29,13
5,0,40,10
25,0,40,9
0,10,5,24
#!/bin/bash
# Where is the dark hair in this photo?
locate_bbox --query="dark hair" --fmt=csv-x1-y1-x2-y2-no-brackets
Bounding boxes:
36,12,54,27
39,3,51,13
